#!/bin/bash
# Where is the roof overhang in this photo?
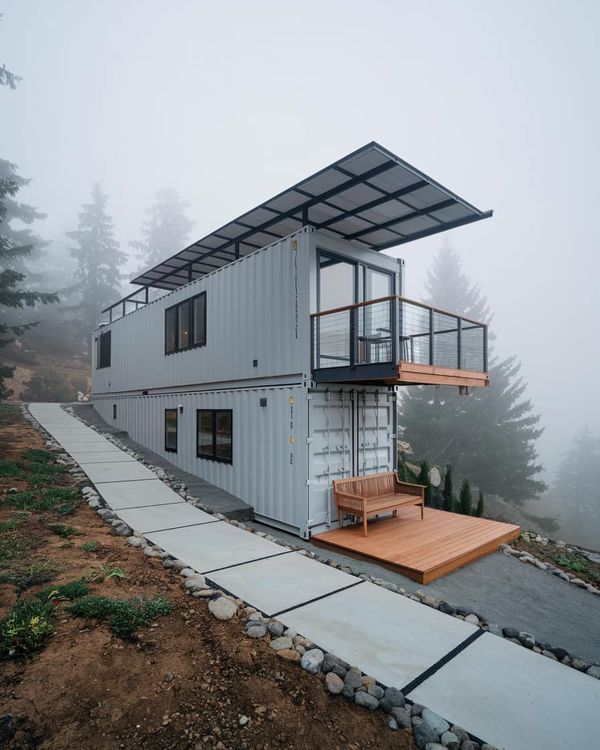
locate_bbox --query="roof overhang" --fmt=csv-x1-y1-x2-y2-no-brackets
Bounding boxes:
132,141,492,290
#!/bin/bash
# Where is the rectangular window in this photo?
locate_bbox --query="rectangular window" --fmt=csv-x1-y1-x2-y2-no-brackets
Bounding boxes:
192,292,206,347
196,409,232,464
112,403,117,420
97,330,111,368
165,292,207,354
165,306,177,354
165,409,178,453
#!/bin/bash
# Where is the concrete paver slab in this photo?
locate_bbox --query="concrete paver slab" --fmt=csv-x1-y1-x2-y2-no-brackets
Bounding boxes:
69,450,135,464
278,581,477,689
209,552,358,616
408,632,600,750
95,479,185,510
116,502,216,533
79,461,156,483
145,522,288,574
63,443,120,453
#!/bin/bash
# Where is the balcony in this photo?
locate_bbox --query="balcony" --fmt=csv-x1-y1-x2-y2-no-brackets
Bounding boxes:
311,296,489,388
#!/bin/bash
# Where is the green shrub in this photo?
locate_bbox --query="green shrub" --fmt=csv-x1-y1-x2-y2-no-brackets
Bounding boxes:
442,465,454,512
68,595,172,639
81,541,99,553
22,371,77,403
6,487,78,513
0,597,55,658
0,515,25,533
21,461,65,476
474,489,484,517
36,580,90,602
47,523,80,539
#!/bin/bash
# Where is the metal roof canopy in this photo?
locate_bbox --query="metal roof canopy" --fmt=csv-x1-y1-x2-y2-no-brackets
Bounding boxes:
132,142,492,291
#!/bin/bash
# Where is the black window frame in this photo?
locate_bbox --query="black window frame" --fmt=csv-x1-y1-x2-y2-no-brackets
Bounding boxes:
196,408,232,464
164,408,178,453
112,403,117,420
165,291,207,355
97,330,112,369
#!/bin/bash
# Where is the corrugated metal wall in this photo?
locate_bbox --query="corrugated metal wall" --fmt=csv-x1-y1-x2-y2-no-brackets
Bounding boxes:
92,229,310,395
94,384,309,532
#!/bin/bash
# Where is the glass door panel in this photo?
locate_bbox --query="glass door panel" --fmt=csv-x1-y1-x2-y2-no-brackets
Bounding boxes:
361,268,393,364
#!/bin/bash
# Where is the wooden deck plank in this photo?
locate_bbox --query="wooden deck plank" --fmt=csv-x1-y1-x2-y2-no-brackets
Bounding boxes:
312,507,520,584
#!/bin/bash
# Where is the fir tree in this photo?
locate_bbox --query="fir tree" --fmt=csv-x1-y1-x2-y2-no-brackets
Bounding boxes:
397,452,409,482
131,187,194,274
442,464,454,512
553,427,600,507
399,244,546,504
0,161,58,399
459,479,473,515
475,489,484,517
68,183,127,350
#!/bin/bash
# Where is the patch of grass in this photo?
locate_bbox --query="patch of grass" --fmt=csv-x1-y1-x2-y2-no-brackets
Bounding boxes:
6,487,78,513
81,541,99,553
0,513,27,533
0,597,55,658
47,523,81,539
36,579,90,602
0,404,21,427
0,531,29,566
0,560,61,594
82,564,127,583
0,459,22,477
22,461,66,476
68,595,172,639
554,553,599,583
22,448,55,464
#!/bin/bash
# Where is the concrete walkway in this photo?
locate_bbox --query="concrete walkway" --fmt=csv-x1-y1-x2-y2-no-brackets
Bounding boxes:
28,403,600,750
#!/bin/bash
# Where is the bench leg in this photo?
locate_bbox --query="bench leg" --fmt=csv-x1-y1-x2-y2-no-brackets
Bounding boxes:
338,509,343,528
420,503,424,519
362,513,368,536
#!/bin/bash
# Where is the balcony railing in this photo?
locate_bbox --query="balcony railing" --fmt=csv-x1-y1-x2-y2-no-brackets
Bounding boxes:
311,295,488,384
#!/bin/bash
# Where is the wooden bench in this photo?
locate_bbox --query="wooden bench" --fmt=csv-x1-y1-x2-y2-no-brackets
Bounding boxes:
332,471,425,536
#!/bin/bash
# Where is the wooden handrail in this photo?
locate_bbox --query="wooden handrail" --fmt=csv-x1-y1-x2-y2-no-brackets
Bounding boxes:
310,294,487,328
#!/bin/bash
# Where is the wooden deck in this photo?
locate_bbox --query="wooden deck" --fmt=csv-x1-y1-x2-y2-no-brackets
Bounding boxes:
313,507,520,584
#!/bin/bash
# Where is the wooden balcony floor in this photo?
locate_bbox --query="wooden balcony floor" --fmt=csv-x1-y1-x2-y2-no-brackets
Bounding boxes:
312,507,520,584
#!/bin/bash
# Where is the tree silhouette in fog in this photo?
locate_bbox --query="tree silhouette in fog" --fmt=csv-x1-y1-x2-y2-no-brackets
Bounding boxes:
131,187,194,275
68,183,127,351
554,427,600,510
399,244,546,504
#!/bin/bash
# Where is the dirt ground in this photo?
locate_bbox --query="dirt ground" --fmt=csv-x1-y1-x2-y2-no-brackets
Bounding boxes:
0,406,414,750
512,537,600,587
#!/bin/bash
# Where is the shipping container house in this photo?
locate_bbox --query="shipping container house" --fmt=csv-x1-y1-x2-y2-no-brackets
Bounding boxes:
92,142,491,538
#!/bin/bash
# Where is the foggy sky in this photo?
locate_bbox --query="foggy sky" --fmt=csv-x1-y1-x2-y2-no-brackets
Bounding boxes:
2,0,599,480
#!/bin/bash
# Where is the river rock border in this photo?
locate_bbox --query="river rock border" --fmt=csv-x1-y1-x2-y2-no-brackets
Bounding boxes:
25,405,600,687
501,535,600,596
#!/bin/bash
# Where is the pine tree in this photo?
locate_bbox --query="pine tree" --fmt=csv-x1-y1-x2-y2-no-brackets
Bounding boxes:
131,187,194,274
68,183,127,350
399,244,546,504
459,479,473,515
554,427,600,506
475,489,484,517
0,161,58,399
397,451,409,482
442,464,454,512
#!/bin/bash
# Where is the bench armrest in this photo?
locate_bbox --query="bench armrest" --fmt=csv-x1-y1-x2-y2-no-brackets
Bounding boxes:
394,476,426,498
334,490,366,513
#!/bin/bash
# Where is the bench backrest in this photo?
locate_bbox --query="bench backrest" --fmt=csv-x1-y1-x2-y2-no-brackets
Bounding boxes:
333,472,396,499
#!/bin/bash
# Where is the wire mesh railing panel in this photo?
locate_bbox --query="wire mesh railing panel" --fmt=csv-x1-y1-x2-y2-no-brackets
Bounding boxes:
399,301,431,365
461,323,486,371
433,311,460,368
357,299,393,364
313,309,351,369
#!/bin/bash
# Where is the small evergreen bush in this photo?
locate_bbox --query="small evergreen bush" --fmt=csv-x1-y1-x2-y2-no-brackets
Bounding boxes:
475,489,484,517
459,479,473,515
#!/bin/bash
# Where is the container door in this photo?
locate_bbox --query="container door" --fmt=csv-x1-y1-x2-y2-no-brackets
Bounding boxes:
355,390,395,476
307,390,353,528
